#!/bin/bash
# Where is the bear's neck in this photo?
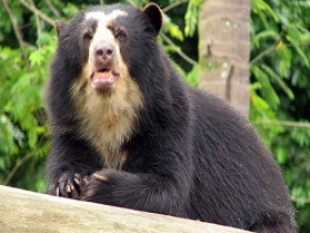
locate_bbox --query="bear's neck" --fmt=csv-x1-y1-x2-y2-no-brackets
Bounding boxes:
70,75,142,168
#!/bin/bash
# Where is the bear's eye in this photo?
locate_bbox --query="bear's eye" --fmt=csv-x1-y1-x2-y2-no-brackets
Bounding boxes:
115,30,127,41
82,29,93,41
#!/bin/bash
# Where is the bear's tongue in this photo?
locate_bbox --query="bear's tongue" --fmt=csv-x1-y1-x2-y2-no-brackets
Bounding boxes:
91,69,119,91
93,70,112,81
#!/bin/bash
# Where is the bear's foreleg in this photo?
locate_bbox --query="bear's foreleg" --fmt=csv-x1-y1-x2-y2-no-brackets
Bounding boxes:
81,169,190,217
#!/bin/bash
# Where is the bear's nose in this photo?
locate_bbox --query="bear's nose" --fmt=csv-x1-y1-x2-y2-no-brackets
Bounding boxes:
94,43,114,62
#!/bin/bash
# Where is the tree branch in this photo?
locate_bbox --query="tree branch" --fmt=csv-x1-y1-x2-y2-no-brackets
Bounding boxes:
125,1,197,66
4,152,35,185
44,0,61,18
4,138,44,185
250,44,276,64
290,196,310,204
19,0,55,26
1,0,30,71
126,0,137,7
250,40,310,64
160,31,197,65
162,0,189,13
252,120,310,128
30,0,42,38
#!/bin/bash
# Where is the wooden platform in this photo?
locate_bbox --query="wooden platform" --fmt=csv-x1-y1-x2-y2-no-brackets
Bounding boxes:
0,185,250,233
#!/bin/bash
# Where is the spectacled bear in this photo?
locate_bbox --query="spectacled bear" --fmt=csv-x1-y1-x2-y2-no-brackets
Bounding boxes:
46,3,297,232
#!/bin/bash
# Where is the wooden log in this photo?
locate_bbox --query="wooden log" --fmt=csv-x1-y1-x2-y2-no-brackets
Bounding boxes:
0,185,250,233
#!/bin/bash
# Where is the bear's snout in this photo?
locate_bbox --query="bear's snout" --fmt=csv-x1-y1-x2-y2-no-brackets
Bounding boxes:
94,42,115,64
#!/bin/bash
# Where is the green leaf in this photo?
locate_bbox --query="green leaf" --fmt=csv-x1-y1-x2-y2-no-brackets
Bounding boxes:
277,41,292,77
169,24,184,41
184,0,200,37
275,147,287,165
11,72,36,94
250,84,271,117
250,64,280,109
252,30,279,48
63,3,79,18
184,64,199,87
286,34,310,67
163,15,184,41
260,64,294,99
29,50,45,67
36,32,54,46
251,0,279,22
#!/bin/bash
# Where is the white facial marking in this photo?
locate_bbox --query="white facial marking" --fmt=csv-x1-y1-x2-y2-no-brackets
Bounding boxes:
85,10,128,65
85,10,128,22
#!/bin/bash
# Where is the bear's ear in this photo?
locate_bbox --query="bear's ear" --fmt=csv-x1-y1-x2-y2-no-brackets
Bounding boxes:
55,20,66,38
142,3,162,36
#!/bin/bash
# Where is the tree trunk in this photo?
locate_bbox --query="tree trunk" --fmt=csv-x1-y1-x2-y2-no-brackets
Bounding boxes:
198,0,251,118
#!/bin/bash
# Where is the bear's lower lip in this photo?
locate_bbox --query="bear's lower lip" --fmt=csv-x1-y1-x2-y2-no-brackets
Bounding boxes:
91,70,120,91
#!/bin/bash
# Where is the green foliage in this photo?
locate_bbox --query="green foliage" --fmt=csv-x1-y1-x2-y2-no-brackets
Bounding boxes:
250,83,285,147
184,64,199,87
162,14,184,41
251,0,279,22
0,0,59,192
62,3,80,18
0,31,54,190
184,0,200,37
251,0,310,231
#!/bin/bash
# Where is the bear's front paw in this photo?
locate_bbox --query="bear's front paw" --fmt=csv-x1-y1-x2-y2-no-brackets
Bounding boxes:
49,173,89,199
80,170,114,203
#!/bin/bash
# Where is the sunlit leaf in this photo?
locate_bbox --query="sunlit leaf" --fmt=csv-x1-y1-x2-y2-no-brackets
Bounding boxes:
184,0,200,37
261,64,294,99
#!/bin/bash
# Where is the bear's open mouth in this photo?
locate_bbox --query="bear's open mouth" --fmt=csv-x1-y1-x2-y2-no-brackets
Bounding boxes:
94,68,112,80
90,68,120,91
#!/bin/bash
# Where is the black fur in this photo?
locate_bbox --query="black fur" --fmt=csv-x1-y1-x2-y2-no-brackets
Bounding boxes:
46,3,297,232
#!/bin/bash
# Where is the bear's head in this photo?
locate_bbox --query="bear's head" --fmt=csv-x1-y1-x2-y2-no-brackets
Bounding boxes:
54,3,163,95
